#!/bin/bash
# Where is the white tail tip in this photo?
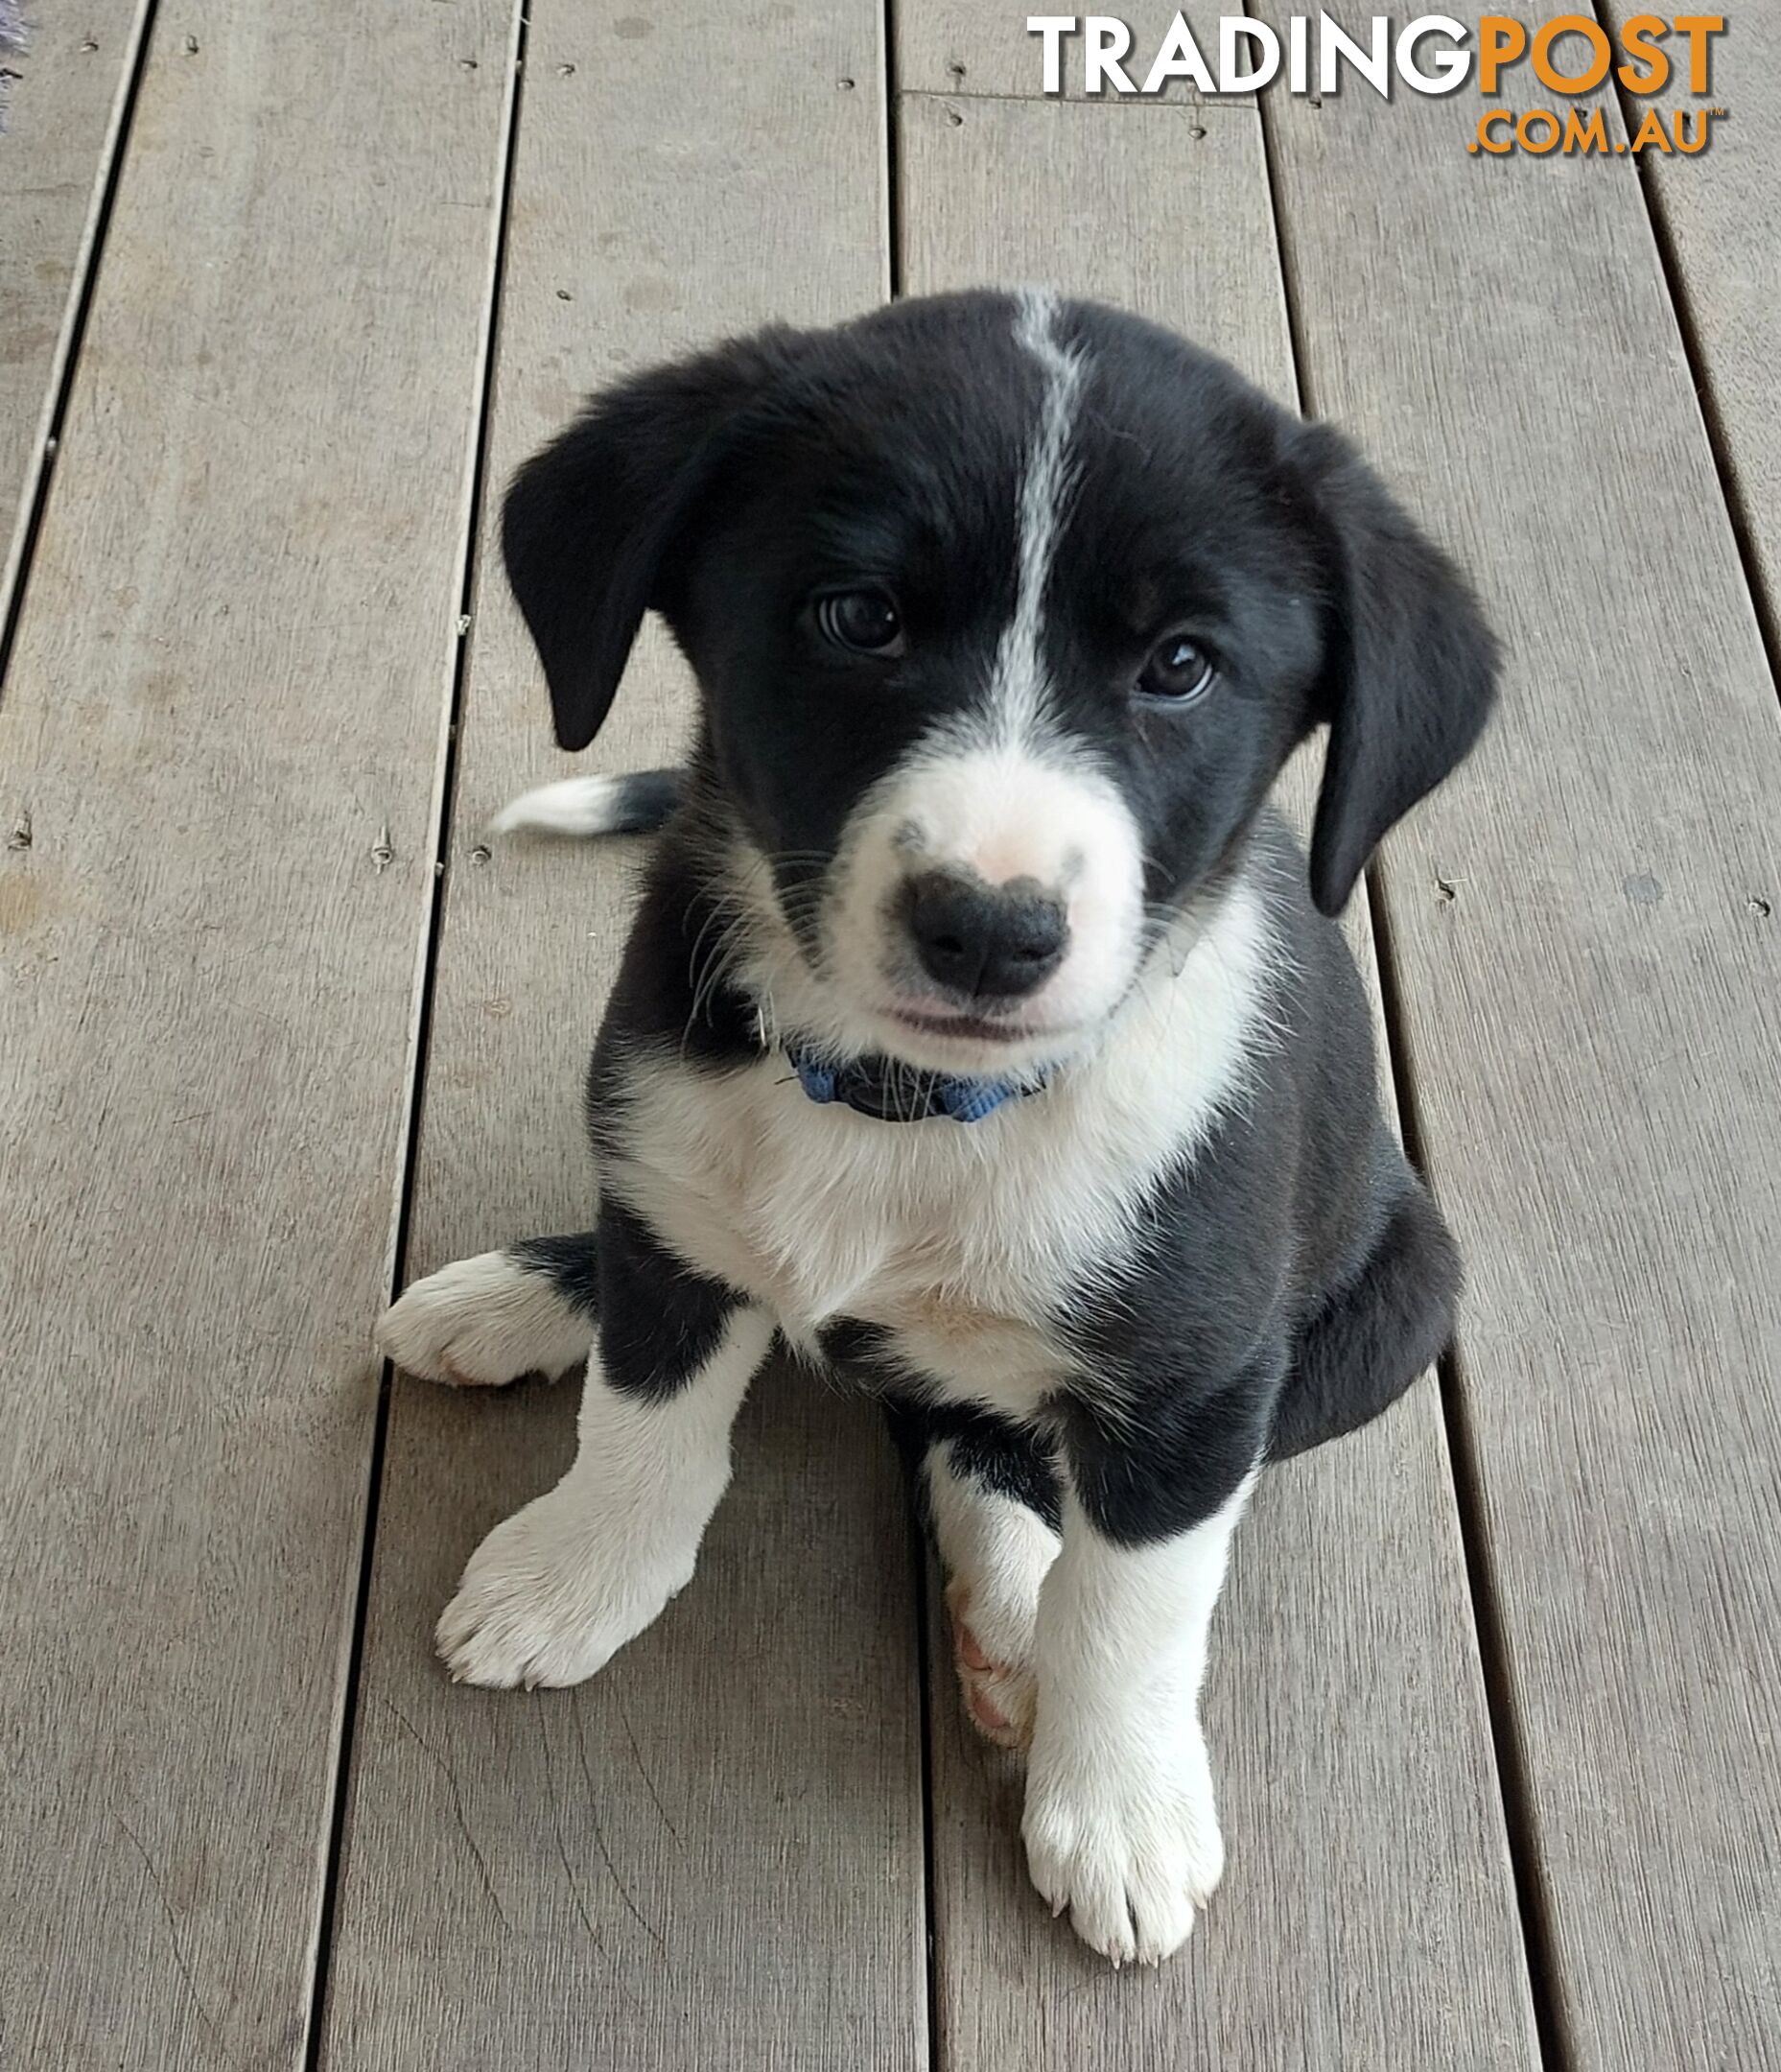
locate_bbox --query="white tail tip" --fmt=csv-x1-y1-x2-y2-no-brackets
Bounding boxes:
489,776,632,837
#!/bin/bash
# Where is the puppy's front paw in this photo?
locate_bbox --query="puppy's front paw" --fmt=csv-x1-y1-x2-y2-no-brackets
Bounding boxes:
1022,1717,1225,1966
377,1251,594,1389
436,1493,693,1689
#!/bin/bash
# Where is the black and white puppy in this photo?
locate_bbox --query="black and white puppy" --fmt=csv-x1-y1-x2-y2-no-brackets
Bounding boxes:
378,289,1497,1965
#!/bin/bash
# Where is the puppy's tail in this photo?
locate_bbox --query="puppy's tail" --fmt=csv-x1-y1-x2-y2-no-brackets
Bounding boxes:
489,768,684,839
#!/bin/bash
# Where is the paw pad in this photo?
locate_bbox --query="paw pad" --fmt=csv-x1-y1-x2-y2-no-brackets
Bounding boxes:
948,1587,1037,1752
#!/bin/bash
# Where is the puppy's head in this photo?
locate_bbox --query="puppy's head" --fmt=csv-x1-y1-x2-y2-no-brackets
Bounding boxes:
504,292,1497,1074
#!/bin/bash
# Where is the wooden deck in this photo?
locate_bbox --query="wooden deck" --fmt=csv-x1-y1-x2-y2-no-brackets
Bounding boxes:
3,5,1777,2066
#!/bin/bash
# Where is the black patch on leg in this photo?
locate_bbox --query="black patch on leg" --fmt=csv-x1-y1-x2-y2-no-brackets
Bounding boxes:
597,1197,740,1401
884,1397,1064,1535
1063,1365,1277,1547
506,1230,601,1318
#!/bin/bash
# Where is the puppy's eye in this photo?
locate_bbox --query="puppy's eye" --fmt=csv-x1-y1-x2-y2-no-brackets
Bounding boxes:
814,588,904,657
1137,634,1215,704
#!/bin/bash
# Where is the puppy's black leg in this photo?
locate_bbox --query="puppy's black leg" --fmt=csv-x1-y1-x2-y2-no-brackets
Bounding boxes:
1025,1372,1276,1966
1268,1178,1460,1460
885,1400,1062,1750
376,1229,600,1389
436,1199,772,1688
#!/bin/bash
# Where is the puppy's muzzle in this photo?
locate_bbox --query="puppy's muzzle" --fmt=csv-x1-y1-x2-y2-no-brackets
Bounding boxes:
901,870,1068,1003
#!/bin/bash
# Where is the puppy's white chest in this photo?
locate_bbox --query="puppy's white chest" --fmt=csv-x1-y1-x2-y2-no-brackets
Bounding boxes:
609,1063,1109,1413
605,881,1270,1419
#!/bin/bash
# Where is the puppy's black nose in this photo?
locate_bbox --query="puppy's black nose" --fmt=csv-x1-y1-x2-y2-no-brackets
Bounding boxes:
903,873,1068,1001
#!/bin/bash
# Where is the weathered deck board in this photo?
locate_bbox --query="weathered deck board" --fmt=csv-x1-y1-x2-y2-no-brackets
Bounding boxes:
0,3,512,2063
899,88,1538,2068
1254,5,1781,2061
1599,4,1780,633
0,0,152,611
896,1,1242,104
316,6,922,2067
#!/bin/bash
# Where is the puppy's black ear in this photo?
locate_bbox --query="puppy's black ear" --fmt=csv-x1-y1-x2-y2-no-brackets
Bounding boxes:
502,331,793,751
1301,427,1499,917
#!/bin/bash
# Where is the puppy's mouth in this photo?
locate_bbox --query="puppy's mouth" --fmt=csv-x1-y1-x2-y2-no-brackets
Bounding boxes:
875,988,1099,1062
883,1004,1040,1046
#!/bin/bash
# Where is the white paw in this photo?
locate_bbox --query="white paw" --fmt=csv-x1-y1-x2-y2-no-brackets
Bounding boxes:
926,1449,1058,1752
1022,1716,1225,1966
947,1577,1039,1750
377,1251,595,1388
436,1491,692,1689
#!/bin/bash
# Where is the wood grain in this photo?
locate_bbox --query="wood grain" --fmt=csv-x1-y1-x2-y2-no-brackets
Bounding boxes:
316,5,922,2066
0,2,513,2063
0,0,151,610
1599,4,1780,630
900,88,1539,2069
1254,4,1781,2061
895,0,1245,105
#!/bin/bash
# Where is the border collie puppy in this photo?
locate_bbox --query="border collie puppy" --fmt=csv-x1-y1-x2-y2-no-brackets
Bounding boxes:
378,289,1496,1965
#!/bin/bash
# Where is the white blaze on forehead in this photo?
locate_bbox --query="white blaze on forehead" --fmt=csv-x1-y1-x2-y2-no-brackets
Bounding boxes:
808,291,1148,1053
990,287,1088,742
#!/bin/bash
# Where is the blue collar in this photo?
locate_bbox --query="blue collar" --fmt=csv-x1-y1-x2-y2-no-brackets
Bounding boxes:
786,1043,1043,1124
